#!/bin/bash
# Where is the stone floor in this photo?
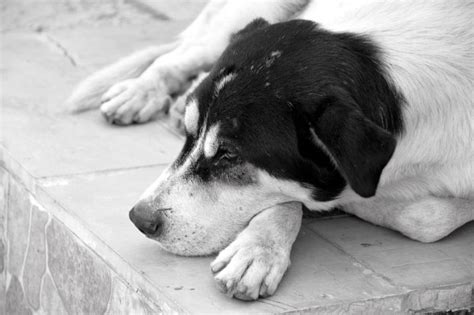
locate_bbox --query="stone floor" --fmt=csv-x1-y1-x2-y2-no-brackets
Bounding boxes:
1,1,473,314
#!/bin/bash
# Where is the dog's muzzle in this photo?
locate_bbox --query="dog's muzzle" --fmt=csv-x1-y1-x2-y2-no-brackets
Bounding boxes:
129,201,167,237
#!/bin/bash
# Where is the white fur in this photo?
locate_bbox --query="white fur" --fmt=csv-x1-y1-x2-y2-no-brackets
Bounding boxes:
215,73,236,96
211,202,302,299
300,0,474,206
204,124,220,158
258,170,339,211
309,128,338,169
65,44,177,113
184,98,199,135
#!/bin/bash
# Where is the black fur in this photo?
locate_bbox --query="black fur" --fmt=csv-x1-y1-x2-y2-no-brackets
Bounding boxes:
177,18,404,200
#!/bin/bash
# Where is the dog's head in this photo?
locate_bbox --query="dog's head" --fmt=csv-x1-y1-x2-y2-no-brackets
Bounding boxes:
129,19,401,255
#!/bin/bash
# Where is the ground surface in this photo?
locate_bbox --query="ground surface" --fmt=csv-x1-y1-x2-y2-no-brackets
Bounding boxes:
1,0,473,313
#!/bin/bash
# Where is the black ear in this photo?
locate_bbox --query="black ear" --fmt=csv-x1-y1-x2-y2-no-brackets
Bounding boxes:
231,18,270,43
304,93,396,198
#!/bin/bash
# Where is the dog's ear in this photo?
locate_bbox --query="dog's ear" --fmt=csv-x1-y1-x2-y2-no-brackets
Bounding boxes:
302,91,396,198
231,18,270,42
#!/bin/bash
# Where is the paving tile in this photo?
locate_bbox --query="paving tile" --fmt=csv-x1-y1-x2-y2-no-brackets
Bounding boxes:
43,166,410,313
0,168,7,280
1,31,85,114
23,204,49,310
291,294,407,315
1,21,189,113
257,228,403,311
382,259,471,289
135,0,207,21
6,178,31,278
49,19,191,70
39,273,67,315
1,0,115,31
106,276,161,315
307,217,474,289
47,218,112,315
1,0,161,32
0,167,8,237
0,237,5,275
2,107,182,178
6,275,32,315
2,26,185,178
404,283,472,312
0,270,5,315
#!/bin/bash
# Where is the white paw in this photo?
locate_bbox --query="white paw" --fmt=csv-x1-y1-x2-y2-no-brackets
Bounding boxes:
169,94,186,134
211,237,291,301
100,78,170,125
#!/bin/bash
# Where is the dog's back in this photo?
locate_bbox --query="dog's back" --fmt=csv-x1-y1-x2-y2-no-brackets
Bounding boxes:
299,0,474,199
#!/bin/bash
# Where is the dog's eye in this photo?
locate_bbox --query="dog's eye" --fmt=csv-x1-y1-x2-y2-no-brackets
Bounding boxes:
215,147,238,162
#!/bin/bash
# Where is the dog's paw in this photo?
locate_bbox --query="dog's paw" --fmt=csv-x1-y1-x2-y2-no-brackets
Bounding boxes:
100,78,171,125
211,237,291,301
168,93,186,134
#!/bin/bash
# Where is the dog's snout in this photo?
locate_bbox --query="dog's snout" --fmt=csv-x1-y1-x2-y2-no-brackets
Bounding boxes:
129,202,165,237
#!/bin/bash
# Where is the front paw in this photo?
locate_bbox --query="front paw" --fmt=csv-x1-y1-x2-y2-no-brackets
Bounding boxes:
100,78,171,125
168,93,186,134
211,238,291,301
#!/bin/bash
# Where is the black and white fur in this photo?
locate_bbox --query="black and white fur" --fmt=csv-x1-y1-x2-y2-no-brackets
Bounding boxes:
68,0,474,301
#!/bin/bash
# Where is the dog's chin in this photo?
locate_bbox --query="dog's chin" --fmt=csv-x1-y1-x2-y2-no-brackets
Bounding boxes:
148,225,241,257
151,236,232,257
137,208,255,256
155,240,225,256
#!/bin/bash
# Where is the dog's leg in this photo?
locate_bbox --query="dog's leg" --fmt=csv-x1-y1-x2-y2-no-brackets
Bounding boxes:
211,202,302,301
344,196,474,243
66,0,227,115
97,0,310,125
66,44,178,114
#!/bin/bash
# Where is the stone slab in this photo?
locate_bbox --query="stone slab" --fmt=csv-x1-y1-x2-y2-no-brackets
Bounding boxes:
0,168,6,315
0,270,4,315
39,273,68,315
48,19,191,70
404,284,473,313
0,167,8,238
23,204,49,310
47,218,112,315
307,217,474,289
6,178,31,278
1,31,84,115
1,27,185,178
0,237,4,275
134,0,207,21
106,276,162,314
1,19,191,113
1,0,167,32
2,107,181,178
6,275,32,315
43,166,418,314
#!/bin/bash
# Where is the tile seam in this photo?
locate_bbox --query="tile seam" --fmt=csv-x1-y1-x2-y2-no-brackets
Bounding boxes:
305,227,406,292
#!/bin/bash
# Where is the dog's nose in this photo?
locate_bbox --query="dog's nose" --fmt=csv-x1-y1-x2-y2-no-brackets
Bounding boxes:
129,202,165,237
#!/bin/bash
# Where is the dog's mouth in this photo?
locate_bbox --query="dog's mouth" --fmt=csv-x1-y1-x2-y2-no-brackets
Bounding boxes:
150,218,242,256
136,199,302,256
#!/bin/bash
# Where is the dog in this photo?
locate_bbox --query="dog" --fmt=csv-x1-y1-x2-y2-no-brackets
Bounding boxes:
67,0,474,301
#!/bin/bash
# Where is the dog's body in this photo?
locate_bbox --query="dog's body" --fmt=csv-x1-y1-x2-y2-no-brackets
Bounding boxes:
68,0,474,300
